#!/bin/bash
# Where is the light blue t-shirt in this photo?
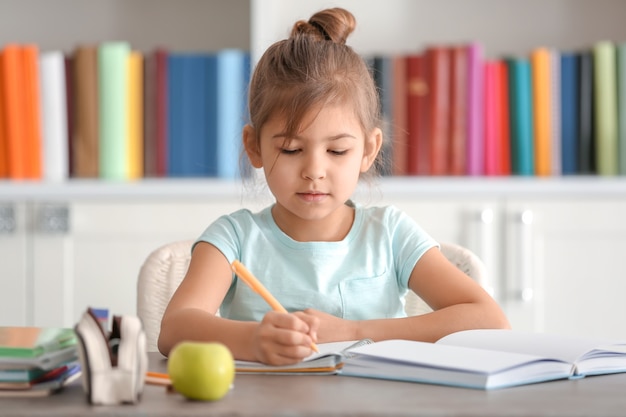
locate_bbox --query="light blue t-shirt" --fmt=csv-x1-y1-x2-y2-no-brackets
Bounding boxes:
195,203,438,321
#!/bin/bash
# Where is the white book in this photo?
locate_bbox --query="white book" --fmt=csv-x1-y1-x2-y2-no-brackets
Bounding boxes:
39,51,69,182
340,329,626,390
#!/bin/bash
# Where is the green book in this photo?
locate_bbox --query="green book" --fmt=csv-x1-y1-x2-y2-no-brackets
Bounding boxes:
0,327,76,359
98,41,131,180
617,42,626,175
593,41,619,175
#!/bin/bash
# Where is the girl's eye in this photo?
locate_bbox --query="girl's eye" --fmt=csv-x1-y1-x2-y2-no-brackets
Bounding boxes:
280,148,300,155
329,150,348,156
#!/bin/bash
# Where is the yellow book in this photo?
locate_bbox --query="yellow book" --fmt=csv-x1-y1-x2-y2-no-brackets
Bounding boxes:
530,47,552,177
127,51,144,179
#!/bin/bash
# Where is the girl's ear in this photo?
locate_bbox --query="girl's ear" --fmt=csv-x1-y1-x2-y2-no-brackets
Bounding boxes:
243,124,263,168
360,127,383,172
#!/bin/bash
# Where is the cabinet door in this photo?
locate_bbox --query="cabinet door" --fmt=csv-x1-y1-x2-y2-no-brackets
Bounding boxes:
31,199,248,327
504,199,626,339
0,203,29,326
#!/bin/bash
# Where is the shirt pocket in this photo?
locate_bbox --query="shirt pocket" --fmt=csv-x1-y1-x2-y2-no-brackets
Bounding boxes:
339,271,404,320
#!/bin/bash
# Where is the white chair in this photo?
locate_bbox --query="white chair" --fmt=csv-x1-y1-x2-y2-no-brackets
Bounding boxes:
137,240,488,352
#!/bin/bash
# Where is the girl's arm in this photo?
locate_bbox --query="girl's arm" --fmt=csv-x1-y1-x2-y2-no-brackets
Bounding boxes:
157,242,318,364
304,246,511,343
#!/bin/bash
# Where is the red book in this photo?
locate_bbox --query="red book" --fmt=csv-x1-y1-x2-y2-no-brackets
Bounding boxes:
155,48,169,177
426,47,451,176
406,53,430,175
449,45,468,176
0,44,27,179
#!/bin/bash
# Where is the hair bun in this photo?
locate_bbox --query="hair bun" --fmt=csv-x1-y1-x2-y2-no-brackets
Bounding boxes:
291,7,356,45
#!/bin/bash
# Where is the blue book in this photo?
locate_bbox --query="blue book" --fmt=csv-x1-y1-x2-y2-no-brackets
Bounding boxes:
167,54,215,177
507,58,534,175
215,49,250,179
560,53,580,175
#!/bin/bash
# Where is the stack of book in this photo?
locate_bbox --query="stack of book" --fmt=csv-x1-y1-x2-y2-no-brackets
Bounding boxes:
0,326,81,397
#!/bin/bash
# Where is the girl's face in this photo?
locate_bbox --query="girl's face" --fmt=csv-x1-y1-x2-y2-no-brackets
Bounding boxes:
244,104,381,240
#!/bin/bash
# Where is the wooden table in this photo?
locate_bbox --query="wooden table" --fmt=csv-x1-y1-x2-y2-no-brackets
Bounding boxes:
2,352,626,416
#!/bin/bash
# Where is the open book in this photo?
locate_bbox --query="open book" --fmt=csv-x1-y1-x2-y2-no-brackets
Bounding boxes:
235,339,373,374
340,329,626,390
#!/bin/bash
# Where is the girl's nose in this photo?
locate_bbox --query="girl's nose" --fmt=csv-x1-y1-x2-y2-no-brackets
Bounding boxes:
302,153,326,180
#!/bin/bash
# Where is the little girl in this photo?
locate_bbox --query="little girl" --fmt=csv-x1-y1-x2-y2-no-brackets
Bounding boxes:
158,7,510,365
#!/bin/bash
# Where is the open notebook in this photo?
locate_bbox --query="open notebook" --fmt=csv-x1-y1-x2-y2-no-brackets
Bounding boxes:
235,339,373,375
340,329,626,389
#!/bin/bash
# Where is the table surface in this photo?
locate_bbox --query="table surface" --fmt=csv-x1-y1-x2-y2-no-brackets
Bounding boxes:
2,352,626,417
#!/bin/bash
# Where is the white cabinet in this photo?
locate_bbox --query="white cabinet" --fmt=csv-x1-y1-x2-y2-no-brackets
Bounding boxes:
501,199,626,339
0,202,29,326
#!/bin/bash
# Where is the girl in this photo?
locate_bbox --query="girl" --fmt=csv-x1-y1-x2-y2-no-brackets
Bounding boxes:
158,7,510,365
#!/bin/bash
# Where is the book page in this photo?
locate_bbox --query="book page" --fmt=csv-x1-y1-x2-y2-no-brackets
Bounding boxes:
437,329,626,364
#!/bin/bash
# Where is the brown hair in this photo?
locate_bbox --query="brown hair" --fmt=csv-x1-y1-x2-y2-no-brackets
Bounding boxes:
246,7,383,175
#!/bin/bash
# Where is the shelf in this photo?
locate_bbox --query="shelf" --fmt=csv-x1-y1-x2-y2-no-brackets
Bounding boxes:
1,177,626,202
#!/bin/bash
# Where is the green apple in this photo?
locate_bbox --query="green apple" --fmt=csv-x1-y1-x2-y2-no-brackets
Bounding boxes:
167,341,235,401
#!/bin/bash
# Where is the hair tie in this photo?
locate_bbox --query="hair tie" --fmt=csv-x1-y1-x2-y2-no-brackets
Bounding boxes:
310,21,332,41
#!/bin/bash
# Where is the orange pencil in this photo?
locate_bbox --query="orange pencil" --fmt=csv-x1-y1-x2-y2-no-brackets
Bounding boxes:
231,260,319,353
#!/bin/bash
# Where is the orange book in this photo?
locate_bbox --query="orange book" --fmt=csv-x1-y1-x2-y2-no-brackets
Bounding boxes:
0,44,27,179
0,54,7,178
21,44,43,179
531,47,553,176
426,47,451,176
127,50,143,179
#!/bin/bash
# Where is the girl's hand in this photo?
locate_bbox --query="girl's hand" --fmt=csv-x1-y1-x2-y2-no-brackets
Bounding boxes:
301,309,358,343
252,311,319,365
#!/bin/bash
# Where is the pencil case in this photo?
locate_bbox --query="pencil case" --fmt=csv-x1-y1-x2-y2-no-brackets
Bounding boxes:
74,307,148,405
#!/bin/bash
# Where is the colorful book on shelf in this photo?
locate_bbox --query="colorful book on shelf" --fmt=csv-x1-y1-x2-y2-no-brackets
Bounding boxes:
618,42,626,175
0,44,28,179
578,50,596,174
391,54,408,175
483,60,499,176
466,42,484,176
530,47,553,176
550,49,562,175
98,41,130,180
0,50,7,178
167,52,216,177
560,52,580,175
126,50,144,179
496,60,512,175
21,44,44,180
405,52,430,175
39,50,70,182
71,45,100,178
426,46,451,176
216,49,250,179
448,45,468,176
593,41,619,176
341,329,626,390
507,57,534,175
64,54,74,176
143,48,169,177
372,54,395,176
